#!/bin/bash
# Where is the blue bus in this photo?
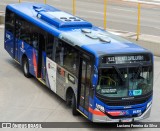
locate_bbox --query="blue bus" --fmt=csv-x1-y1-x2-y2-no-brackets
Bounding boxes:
4,2,153,122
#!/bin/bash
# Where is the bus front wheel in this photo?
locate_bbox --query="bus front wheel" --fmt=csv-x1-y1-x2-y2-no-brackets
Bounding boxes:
22,58,31,78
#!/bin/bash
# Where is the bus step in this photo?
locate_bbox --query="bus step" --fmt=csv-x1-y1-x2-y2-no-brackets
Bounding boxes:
37,78,46,85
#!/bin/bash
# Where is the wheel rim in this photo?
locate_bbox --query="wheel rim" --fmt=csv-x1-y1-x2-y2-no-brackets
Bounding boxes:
24,61,28,74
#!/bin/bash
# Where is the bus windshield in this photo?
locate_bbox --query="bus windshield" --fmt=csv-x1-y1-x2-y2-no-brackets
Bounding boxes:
96,66,153,98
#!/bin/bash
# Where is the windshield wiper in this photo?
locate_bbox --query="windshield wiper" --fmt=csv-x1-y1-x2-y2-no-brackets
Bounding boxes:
132,64,142,81
113,66,126,81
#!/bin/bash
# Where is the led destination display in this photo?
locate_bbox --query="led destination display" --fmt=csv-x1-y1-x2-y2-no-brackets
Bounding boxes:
102,54,150,64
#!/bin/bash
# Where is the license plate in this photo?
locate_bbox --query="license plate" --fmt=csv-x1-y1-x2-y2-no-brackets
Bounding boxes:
121,118,133,122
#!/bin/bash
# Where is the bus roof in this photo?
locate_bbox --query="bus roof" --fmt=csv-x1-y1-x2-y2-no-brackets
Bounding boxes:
7,2,150,57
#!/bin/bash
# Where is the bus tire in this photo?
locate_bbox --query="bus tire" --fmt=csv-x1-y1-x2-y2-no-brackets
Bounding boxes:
22,58,31,78
66,93,72,106
71,93,79,116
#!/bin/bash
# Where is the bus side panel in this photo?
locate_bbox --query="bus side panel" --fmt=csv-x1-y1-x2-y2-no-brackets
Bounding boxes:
42,51,47,80
16,39,22,62
18,39,46,79
18,40,38,77
5,31,14,58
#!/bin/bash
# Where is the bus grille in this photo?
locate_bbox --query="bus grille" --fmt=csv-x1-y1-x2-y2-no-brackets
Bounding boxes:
106,98,148,106
97,92,152,107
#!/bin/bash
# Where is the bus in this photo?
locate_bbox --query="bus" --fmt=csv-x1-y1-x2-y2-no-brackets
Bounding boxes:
4,2,153,122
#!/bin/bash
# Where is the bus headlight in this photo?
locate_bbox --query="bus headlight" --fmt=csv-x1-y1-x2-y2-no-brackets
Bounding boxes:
147,101,152,108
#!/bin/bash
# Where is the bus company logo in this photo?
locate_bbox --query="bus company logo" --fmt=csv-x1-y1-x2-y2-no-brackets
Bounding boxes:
133,110,141,114
124,106,132,109
48,62,55,70
96,103,105,113
22,42,24,49
11,48,13,54
2,123,11,128
6,33,11,40
2,123,42,128
37,14,41,18
20,42,25,53
48,63,50,69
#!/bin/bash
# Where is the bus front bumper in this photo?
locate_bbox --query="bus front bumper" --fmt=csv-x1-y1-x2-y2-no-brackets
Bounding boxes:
92,104,152,123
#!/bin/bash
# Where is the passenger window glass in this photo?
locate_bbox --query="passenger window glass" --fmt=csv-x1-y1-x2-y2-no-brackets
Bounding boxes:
6,9,15,34
32,33,39,49
17,18,32,46
81,61,86,83
86,64,92,87
46,34,54,60
15,16,46,50
55,41,64,66
55,40,79,76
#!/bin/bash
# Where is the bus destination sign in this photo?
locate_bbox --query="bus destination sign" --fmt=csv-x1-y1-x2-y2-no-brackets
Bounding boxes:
102,55,150,64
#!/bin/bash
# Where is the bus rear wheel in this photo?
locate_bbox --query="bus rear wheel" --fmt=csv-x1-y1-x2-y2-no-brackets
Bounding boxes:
22,58,31,78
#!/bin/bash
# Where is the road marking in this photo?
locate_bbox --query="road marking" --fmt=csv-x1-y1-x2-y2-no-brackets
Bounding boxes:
0,3,7,6
112,7,136,12
0,25,4,28
54,5,136,16
123,0,160,5
108,31,123,36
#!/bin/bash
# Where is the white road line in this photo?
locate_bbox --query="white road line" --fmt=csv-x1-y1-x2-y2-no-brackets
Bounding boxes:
79,14,160,30
111,7,136,12
55,5,136,16
123,0,160,5
0,25,4,28
152,0,160,1
0,3,7,6
108,31,123,36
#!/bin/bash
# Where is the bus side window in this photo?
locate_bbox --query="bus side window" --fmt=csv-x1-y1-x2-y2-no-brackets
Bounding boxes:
18,18,32,46
5,9,15,34
63,45,79,76
55,40,79,77
46,34,54,60
55,41,64,66
31,32,39,49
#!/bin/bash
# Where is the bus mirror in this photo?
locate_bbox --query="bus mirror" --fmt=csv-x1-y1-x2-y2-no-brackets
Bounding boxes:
92,74,98,88
92,66,98,88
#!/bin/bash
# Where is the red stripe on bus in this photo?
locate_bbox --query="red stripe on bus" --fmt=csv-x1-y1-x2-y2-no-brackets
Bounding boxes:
89,107,106,116
33,50,37,77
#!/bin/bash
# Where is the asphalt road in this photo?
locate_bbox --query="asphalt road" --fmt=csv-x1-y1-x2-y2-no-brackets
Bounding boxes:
0,27,160,130
0,0,160,36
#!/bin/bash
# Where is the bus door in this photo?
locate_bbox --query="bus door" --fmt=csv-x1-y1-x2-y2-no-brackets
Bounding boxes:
78,56,92,117
37,33,46,81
